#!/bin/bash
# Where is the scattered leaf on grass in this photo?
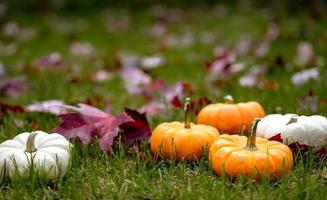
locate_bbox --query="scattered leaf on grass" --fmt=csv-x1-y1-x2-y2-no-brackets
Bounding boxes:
119,108,151,145
0,77,25,98
54,103,132,153
139,101,167,119
25,100,68,115
291,67,319,86
297,90,318,113
54,104,152,153
0,101,24,119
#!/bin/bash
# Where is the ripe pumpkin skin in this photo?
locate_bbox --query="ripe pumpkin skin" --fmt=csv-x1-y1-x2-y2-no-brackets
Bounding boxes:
209,119,293,180
151,98,220,161
197,96,265,135
151,122,219,161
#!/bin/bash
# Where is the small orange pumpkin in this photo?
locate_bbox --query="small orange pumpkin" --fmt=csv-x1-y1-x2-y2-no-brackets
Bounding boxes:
151,98,219,161
197,95,265,135
209,118,293,180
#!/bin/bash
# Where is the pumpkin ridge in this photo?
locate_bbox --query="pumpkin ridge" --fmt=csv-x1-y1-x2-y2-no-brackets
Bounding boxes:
211,147,238,176
36,139,69,149
224,150,253,178
0,140,25,149
209,118,293,180
172,128,194,160
35,133,66,146
163,128,178,158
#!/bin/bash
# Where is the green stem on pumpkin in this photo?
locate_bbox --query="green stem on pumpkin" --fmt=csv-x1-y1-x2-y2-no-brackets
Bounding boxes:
224,95,234,104
184,98,191,129
287,115,298,125
244,118,261,151
25,132,38,153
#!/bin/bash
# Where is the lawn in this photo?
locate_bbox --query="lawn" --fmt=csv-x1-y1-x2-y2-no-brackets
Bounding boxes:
0,2,327,199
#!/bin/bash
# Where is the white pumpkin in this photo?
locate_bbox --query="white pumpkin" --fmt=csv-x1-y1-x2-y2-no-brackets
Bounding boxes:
256,114,327,151
0,131,71,180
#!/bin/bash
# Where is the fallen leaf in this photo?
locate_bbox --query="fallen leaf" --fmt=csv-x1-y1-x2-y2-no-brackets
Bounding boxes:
258,79,279,91
266,22,280,40
54,104,132,153
141,55,165,69
0,62,5,76
0,77,25,98
239,72,257,87
162,82,192,104
297,90,318,113
90,70,113,82
170,96,182,108
34,52,63,70
291,67,319,86
239,65,266,87
139,101,167,119
119,108,151,145
194,96,211,115
120,67,151,96
25,100,68,115
295,41,315,66
70,41,95,57
254,41,270,57
0,101,24,119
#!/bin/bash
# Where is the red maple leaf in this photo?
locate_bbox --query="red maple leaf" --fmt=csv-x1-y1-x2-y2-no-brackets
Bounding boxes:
54,104,132,153
0,101,25,119
119,108,151,145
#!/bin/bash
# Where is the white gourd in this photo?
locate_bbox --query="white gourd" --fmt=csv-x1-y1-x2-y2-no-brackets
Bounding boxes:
0,131,71,180
256,114,327,151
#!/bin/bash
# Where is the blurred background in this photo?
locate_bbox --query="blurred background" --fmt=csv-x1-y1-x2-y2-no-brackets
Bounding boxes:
0,0,327,123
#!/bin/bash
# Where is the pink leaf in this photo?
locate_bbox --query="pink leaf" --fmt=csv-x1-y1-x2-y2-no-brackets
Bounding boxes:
141,55,165,69
54,104,133,153
239,73,257,87
120,67,151,96
25,100,68,115
266,22,280,40
98,113,132,152
139,101,167,119
295,42,314,66
291,68,319,86
54,113,99,144
0,77,25,98
0,62,5,76
90,70,113,82
34,52,63,70
69,41,95,57
297,90,318,113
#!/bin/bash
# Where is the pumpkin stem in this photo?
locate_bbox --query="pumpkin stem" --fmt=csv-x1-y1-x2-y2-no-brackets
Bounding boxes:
287,115,298,125
184,98,191,129
223,95,234,104
244,118,261,151
25,132,38,153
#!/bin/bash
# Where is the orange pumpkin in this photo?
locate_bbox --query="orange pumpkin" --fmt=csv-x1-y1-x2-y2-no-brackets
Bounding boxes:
209,118,293,180
151,98,219,161
197,95,265,135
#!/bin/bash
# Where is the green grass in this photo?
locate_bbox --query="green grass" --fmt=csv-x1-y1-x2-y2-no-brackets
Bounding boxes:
0,5,327,199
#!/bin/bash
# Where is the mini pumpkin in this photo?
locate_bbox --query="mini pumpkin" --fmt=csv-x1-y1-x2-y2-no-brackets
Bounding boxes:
197,95,265,135
0,131,71,180
151,98,219,161
209,118,293,180
256,114,327,152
